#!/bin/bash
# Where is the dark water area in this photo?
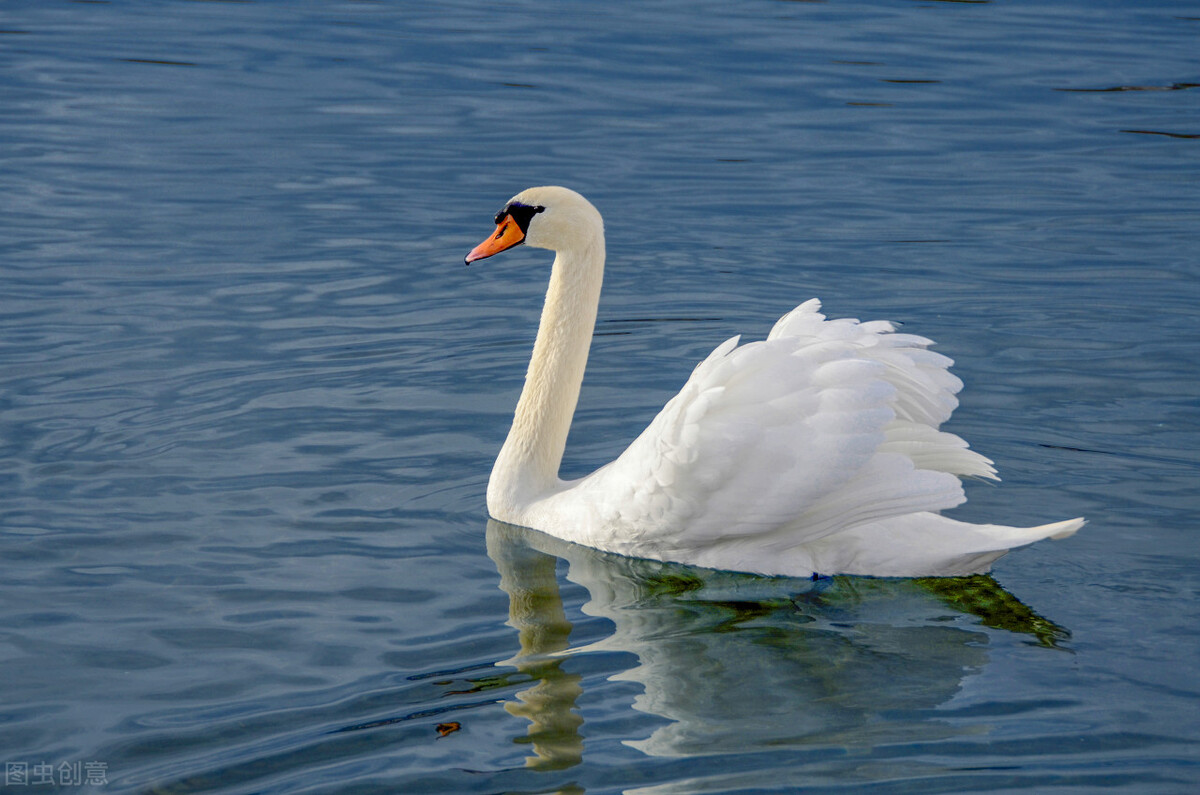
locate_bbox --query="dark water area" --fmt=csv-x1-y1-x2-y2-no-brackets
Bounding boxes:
1,1,1197,792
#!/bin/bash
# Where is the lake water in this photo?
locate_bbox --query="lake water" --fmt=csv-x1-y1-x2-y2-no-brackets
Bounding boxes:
2,1,1197,792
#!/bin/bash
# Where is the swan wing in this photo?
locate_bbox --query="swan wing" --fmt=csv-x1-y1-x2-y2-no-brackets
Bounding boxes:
557,300,995,558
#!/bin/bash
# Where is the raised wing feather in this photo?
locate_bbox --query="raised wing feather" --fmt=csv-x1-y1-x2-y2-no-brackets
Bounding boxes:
553,300,990,559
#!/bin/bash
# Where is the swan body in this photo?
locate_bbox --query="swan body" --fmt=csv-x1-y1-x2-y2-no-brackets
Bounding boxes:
467,186,1083,577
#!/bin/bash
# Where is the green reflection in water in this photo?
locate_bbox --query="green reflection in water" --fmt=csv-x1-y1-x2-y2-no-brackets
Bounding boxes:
486,520,1070,772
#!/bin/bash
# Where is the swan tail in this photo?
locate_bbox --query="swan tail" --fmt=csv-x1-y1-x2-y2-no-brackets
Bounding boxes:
960,516,1087,547
805,513,1087,578
711,513,1088,578
1038,517,1087,540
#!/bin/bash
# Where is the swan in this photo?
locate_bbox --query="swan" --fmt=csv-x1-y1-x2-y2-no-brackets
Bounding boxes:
466,186,1083,578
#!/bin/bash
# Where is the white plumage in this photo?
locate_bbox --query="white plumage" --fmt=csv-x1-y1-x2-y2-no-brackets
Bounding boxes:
467,186,1083,577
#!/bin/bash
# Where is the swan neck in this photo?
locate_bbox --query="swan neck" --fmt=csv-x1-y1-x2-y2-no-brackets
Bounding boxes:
491,237,605,509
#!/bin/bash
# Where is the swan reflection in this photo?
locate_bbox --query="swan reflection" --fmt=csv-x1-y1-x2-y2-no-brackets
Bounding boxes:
492,522,584,771
487,519,1067,772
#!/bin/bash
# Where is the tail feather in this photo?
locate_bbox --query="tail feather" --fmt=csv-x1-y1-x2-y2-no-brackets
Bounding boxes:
1040,517,1086,540
748,513,1089,578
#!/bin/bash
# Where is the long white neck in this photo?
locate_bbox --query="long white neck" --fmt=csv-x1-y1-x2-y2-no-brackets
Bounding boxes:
488,234,605,517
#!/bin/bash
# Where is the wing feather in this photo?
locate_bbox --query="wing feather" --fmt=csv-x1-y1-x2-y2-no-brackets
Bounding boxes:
554,299,982,560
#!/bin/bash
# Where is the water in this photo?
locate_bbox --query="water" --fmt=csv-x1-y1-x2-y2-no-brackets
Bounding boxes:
1,0,1197,792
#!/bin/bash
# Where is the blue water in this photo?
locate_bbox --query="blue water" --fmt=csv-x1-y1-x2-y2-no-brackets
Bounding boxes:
2,1,1197,792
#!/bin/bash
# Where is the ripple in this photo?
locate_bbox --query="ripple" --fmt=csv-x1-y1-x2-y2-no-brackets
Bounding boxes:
1,0,1197,792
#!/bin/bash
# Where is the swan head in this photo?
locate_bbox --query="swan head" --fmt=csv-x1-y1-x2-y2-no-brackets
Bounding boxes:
466,186,603,264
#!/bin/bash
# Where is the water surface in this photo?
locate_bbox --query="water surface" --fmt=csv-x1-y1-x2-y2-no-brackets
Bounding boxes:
1,1,1198,792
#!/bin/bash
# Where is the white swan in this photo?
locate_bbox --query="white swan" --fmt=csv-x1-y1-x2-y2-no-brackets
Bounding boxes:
467,186,1083,577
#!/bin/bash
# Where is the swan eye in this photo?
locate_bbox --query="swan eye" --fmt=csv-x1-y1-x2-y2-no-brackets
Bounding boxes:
502,202,546,233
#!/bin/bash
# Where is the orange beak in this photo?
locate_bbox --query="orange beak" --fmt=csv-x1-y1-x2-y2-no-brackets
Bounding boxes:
465,215,525,264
